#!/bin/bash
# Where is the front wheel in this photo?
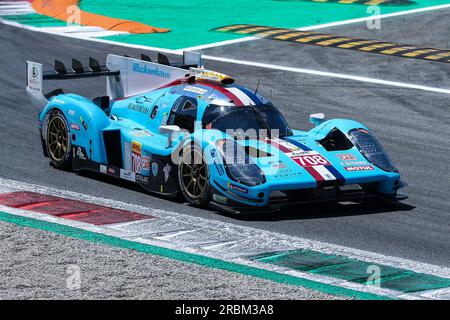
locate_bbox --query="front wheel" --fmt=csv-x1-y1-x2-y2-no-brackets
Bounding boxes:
45,110,72,170
178,144,211,208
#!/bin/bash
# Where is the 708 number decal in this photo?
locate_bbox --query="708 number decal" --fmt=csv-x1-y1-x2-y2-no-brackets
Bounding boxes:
292,154,330,167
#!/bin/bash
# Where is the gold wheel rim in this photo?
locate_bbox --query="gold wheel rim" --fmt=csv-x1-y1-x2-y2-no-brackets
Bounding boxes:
47,115,68,162
181,149,207,199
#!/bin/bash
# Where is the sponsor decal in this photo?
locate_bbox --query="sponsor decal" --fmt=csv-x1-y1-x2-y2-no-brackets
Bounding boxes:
212,194,228,205
99,165,107,174
228,183,248,194
211,149,225,176
132,63,171,78
274,168,302,179
142,156,151,171
214,160,225,176
132,141,142,174
124,142,132,171
27,63,41,93
136,174,149,184
68,109,76,116
163,164,172,182
337,153,357,161
162,112,168,125
107,167,116,175
340,161,368,166
80,116,88,131
70,123,80,131
183,86,208,95
151,163,159,177
190,68,232,84
267,138,300,152
75,147,87,160
31,67,38,78
120,169,136,182
344,165,374,171
127,103,150,114
135,96,153,104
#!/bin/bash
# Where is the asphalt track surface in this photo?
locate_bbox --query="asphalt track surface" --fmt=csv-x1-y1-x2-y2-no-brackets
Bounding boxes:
0,7,449,282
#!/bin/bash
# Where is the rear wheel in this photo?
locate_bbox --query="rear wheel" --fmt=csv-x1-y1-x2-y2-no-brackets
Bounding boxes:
178,144,211,208
46,110,72,170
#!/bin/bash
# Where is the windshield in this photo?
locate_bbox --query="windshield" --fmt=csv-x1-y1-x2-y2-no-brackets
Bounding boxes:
202,103,293,137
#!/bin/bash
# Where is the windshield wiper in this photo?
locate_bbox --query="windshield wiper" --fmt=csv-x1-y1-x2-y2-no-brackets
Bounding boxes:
247,104,272,138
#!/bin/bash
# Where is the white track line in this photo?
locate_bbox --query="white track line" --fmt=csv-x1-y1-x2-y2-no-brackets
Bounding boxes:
3,16,450,96
0,1,33,16
0,177,449,278
177,4,450,52
202,54,450,95
39,26,128,38
1,177,449,300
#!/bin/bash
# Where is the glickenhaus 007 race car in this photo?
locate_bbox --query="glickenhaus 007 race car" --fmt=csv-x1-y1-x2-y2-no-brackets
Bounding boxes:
26,51,406,214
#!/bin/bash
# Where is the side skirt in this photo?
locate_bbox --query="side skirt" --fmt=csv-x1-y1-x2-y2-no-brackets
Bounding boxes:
71,145,179,197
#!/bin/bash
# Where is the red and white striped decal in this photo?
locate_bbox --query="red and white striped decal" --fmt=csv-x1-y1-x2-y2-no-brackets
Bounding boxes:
0,191,151,225
265,138,337,184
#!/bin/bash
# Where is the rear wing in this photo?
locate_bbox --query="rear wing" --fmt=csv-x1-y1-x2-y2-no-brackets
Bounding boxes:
26,51,202,108
106,51,201,100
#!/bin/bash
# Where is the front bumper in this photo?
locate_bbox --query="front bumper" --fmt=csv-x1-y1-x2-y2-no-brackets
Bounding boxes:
209,183,407,214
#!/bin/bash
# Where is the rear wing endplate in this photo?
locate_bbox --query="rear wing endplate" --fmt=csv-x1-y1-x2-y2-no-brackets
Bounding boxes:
26,51,202,108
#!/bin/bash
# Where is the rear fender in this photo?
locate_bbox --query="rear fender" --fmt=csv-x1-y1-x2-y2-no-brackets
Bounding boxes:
39,94,111,163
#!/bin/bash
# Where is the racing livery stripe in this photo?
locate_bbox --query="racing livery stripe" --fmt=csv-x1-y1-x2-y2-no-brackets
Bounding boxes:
236,85,264,105
280,138,346,186
197,80,244,106
283,137,312,151
227,87,255,105
314,165,337,182
301,165,325,184
265,138,292,153
324,164,346,185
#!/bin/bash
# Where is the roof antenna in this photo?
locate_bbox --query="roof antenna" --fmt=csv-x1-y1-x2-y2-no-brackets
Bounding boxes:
254,79,260,95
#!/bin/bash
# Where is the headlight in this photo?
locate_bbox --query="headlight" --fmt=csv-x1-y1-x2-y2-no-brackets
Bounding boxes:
217,139,266,187
348,128,398,173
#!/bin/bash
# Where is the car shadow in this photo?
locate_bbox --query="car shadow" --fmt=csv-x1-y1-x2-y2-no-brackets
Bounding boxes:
215,201,416,222
76,171,415,221
76,171,185,204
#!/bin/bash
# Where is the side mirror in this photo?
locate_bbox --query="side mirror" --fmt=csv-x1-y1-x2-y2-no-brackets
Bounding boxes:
309,113,325,127
159,125,181,148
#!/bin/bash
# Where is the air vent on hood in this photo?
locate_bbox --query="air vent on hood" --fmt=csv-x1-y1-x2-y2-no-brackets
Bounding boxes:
319,128,354,151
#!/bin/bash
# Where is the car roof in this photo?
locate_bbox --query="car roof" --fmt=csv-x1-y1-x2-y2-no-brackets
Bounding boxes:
167,81,269,108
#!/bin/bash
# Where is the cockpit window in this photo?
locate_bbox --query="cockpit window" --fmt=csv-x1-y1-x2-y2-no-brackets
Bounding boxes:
202,103,293,137
150,106,158,119
168,96,197,133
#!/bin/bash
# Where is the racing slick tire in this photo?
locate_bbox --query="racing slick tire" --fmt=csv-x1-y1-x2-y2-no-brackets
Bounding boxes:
45,109,72,170
178,143,211,208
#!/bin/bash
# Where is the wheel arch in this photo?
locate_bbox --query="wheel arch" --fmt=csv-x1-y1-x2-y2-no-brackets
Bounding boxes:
39,94,111,163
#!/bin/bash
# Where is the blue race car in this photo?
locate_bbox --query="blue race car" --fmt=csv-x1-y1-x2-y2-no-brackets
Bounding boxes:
26,52,406,214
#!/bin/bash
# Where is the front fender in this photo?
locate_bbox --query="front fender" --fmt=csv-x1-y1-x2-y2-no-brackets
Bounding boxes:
308,118,369,140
